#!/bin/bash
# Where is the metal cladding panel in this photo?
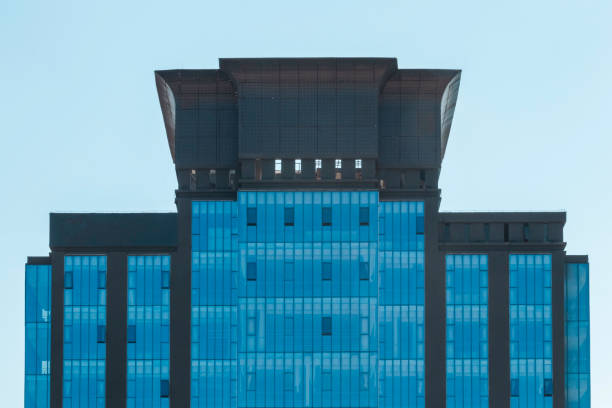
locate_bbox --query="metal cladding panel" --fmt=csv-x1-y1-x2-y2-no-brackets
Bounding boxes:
379,70,460,169
220,58,397,159
157,70,238,169
49,213,177,249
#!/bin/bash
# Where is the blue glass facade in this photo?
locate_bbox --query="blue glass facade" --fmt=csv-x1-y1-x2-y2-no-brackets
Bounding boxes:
63,255,107,408
378,202,425,408
191,193,425,408
445,254,488,408
509,254,552,408
25,264,51,408
565,263,590,407
127,255,171,408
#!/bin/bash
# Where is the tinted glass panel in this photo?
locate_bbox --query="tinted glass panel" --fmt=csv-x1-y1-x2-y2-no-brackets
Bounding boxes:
127,255,170,408
25,264,51,408
446,254,488,408
509,254,552,408
565,263,590,408
63,255,106,408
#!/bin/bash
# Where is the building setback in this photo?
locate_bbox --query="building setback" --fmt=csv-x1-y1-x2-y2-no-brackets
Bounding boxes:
25,58,591,408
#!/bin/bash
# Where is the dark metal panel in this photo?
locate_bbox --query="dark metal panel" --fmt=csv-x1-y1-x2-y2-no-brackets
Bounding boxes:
50,213,177,250
170,198,192,407
489,251,510,408
106,252,127,408
552,251,566,408
424,196,445,408
50,251,64,408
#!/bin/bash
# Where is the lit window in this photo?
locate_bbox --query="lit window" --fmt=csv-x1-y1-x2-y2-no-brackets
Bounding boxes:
335,159,342,169
355,159,362,169
315,159,322,170
275,159,282,175
295,159,302,174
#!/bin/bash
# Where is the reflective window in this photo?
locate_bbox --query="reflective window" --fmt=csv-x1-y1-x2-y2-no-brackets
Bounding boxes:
321,207,332,226
25,264,51,408
295,159,302,174
355,159,362,169
446,254,488,408
63,255,106,408
509,254,552,408
127,255,170,408
565,262,590,407
379,201,425,407
334,159,342,169
284,207,295,226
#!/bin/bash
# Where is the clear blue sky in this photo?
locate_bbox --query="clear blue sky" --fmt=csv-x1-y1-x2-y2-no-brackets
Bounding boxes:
1,0,610,404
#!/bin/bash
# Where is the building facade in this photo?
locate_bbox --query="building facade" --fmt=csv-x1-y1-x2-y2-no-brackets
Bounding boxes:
25,58,590,408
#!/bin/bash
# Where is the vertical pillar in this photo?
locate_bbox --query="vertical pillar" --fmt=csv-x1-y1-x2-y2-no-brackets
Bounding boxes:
106,252,127,408
171,197,192,407
50,251,64,408
424,196,445,408
552,251,566,408
489,250,509,408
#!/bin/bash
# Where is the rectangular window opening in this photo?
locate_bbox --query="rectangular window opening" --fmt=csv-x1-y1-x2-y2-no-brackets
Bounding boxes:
511,379,519,397
64,271,73,289
247,262,257,281
247,208,257,226
335,159,342,169
160,380,169,398
284,207,295,226
127,325,136,343
98,271,106,289
321,316,332,336
294,159,302,175
544,379,553,396
523,223,529,242
355,159,362,169
359,262,369,281
322,207,332,226
97,325,106,343
504,223,509,242
359,207,369,226
274,159,282,175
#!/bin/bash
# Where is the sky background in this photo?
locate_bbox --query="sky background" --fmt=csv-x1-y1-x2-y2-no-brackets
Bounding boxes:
1,0,610,404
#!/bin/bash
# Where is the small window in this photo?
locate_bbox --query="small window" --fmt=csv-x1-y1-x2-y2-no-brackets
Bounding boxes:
416,215,425,234
321,316,332,336
355,159,362,169
359,207,369,226
64,271,73,289
295,159,302,174
504,223,509,242
322,207,332,226
97,325,106,343
544,223,550,242
127,325,136,343
247,262,257,281
359,262,369,281
284,207,295,226
160,379,169,398
275,159,282,175
162,271,170,289
335,159,342,169
544,379,553,396
209,169,216,188
315,159,322,170
247,208,257,226
98,271,106,289
484,223,490,241
523,223,529,242
322,262,332,281
510,379,519,397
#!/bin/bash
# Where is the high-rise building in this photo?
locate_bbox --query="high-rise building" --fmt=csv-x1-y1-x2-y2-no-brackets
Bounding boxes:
25,58,590,408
